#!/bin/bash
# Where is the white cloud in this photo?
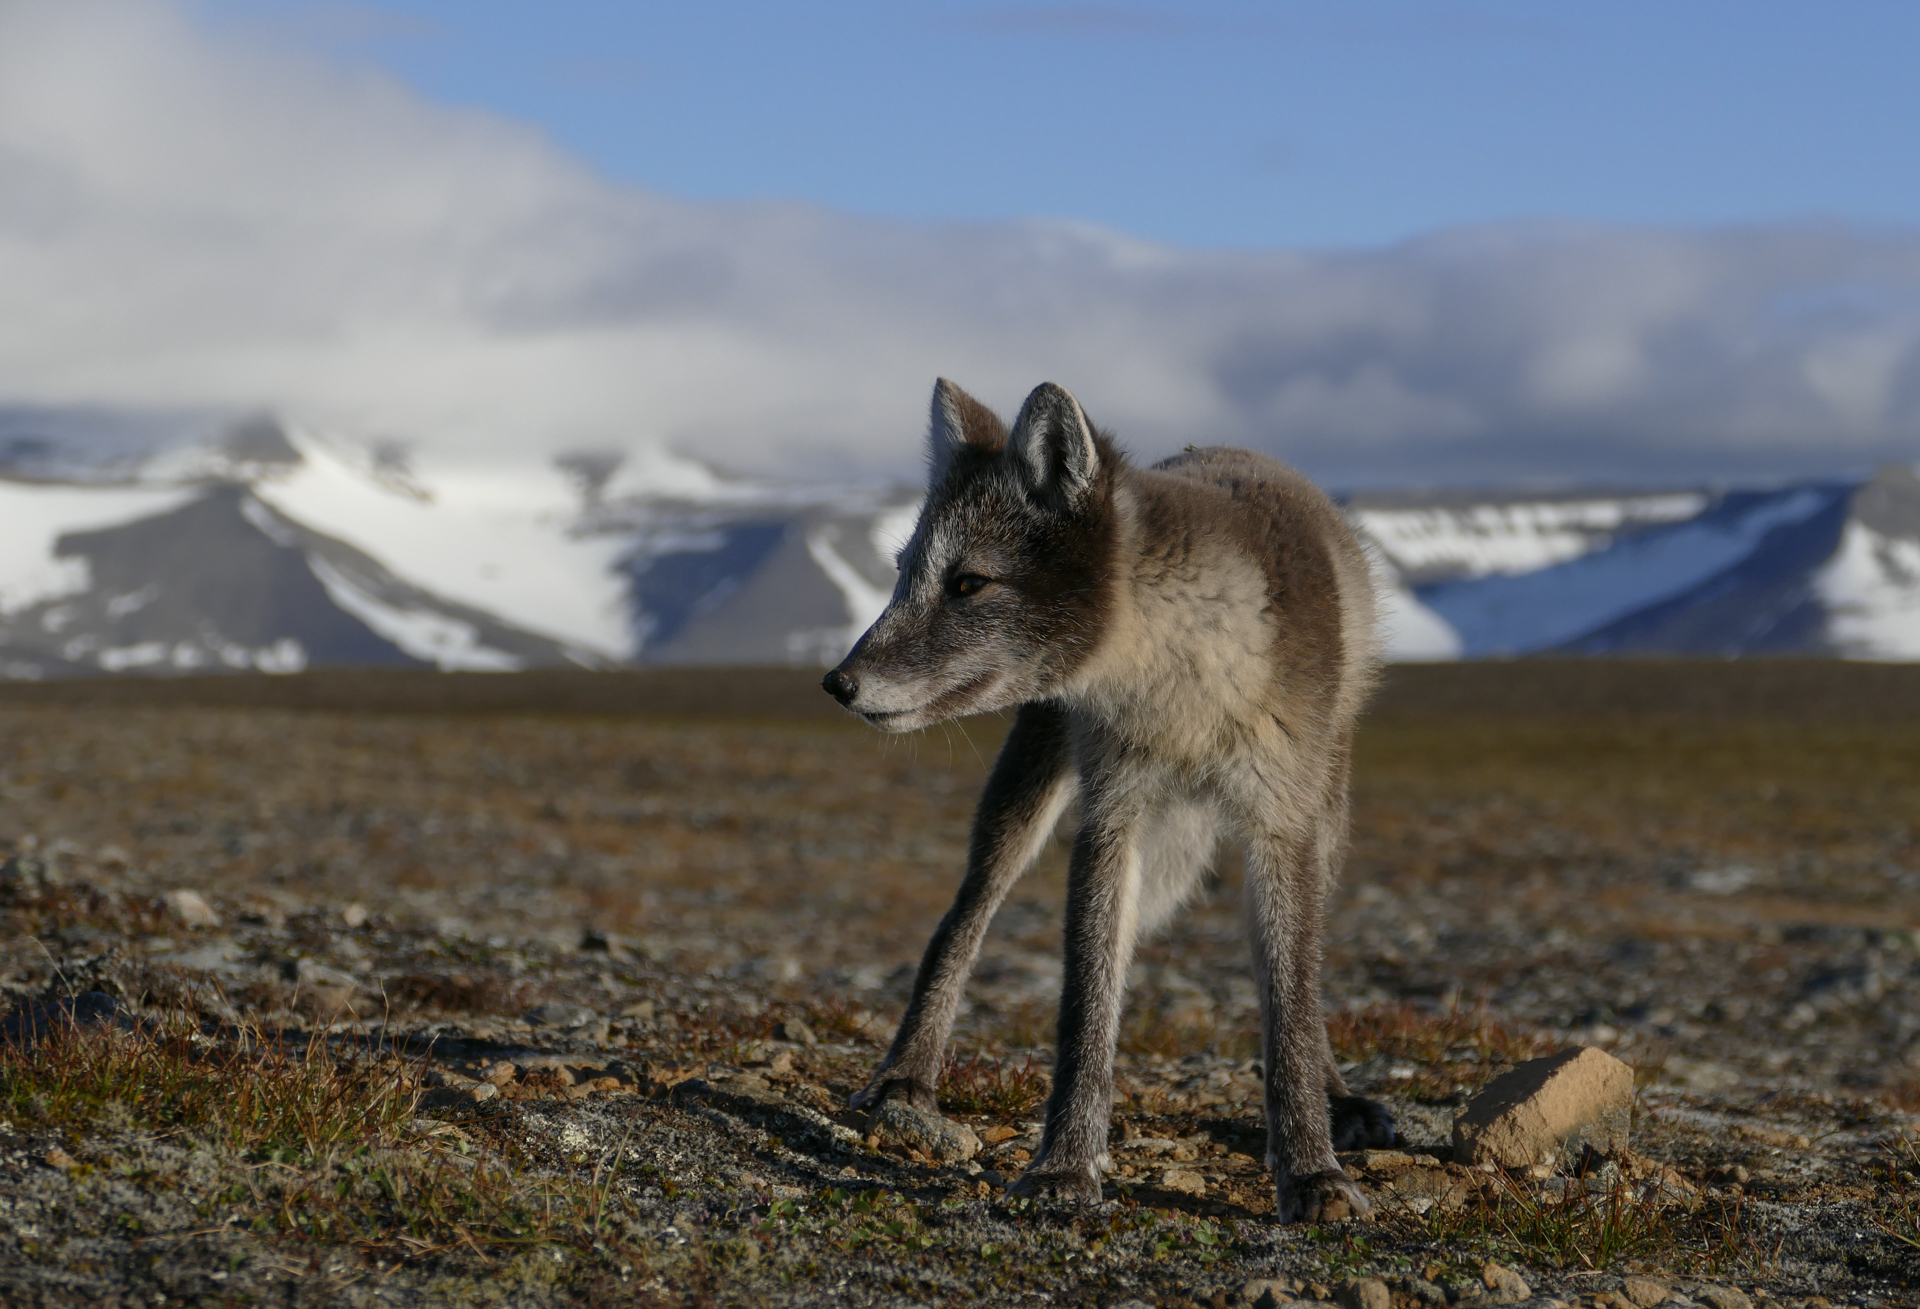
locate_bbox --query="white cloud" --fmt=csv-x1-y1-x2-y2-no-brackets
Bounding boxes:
4,0,1920,490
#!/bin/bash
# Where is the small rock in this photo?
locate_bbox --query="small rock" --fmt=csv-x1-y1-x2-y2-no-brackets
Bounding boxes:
1694,1288,1751,1309
95,844,132,871
43,1147,77,1170
1617,1278,1672,1308
342,902,369,929
1480,1263,1532,1305
480,1062,517,1086
2,990,132,1045
1706,1164,1751,1187
981,1125,1020,1144
619,999,656,1021
163,889,221,929
867,1098,981,1163
1160,1168,1207,1196
419,1084,497,1111
526,1002,600,1030
1108,1301,1155,1309
1337,1277,1391,1309
1358,1150,1413,1171
1453,1046,1633,1170
1401,1280,1448,1307
773,1018,818,1046
1240,1281,1299,1309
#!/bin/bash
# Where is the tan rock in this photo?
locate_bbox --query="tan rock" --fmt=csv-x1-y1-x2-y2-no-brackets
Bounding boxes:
1618,1278,1673,1307
868,1099,981,1163
1480,1262,1532,1305
1239,1279,1300,1309
1694,1288,1752,1309
1336,1277,1390,1309
1159,1167,1206,1195
162,888,221,929
1452,1046,1633,1170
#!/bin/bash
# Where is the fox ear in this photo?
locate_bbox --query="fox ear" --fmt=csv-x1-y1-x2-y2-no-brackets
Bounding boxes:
927,378,1006,484
1007,382,1099,505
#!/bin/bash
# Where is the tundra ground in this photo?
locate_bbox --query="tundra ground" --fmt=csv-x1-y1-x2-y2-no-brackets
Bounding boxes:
0,664,1916,1308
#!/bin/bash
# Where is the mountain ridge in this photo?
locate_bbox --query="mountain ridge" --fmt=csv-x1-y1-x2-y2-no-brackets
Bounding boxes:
2,411,1917,676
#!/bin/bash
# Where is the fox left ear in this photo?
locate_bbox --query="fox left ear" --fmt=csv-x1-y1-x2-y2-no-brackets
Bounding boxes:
1007,382,1099,505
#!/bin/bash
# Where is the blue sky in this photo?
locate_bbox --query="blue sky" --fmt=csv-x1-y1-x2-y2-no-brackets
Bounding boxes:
201,0,1920,250
6,1,1920,485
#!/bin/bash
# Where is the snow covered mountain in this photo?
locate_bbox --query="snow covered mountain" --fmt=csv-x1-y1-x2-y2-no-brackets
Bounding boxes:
1353,467,1920,660
0,411,915,678
2,407,1918,677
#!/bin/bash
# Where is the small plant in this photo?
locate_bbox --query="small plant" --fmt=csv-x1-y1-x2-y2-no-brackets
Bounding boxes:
752,1187,937,1253
1871,1135,1920,1252
1425,1169,1775,1276
938,1050,1049,1118
1326,1000,1554,1099
0,1011,649,1271
1118,1005,1258,1061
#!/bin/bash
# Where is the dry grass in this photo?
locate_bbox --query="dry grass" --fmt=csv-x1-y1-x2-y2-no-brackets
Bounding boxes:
937,1050,1049,1119
0,1016,648,1271
0,1016,419,1159
1326,1002,1557,1100
1427,1170,1777,1277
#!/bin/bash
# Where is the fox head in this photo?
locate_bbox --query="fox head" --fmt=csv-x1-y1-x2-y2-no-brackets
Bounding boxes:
823,379,1119,732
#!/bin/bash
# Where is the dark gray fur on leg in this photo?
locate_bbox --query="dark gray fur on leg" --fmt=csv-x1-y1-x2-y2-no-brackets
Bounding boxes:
850,705,1073,1113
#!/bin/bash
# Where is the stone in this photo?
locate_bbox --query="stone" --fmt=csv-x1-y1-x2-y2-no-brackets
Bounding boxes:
774,1017,818,1046
1452,1047,1633,1171
480,1062,517,1086
43,1146,77,1170
342,902,369,929
867,1098,981,1163
1336,1277,1391,1309
1694,1288,1751,1309
419,1084,496,1111
1,990,131,1045
1480,1263,1532,1305
620,999,656,1021
163,888,221,929
1240,1281,1299,1309
1159,1168,1207,1196
1617,1279,1672,1307
526,1001,599,1029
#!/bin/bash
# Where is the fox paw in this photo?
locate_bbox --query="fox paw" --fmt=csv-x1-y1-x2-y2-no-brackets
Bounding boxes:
848,1073,937,1113
1008,1167,1103,1205
1328,1094,1397,1151
1275,1169,1371,1224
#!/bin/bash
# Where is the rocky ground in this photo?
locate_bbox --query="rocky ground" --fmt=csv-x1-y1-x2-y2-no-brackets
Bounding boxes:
0,665,1917,1307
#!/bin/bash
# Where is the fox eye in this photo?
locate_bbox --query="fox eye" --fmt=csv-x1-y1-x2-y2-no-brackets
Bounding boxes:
947,573,992,598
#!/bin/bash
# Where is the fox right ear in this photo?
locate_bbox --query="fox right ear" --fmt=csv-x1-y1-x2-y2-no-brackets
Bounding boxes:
927,378,1006,484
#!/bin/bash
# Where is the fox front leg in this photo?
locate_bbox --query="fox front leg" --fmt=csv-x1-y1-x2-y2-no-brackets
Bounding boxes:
1010,799,1142,1204
851,704,1074,1112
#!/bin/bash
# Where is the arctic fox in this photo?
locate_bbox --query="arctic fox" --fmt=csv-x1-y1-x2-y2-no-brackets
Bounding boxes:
822,379,1393,1222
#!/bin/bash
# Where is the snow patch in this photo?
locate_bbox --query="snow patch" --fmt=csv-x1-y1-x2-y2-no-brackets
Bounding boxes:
1355,493,1707,581
1815,521,1920,659
800,523,893,664
251,430,634,658
0,480,196,614
308,557,522,672
1420,489,1841,656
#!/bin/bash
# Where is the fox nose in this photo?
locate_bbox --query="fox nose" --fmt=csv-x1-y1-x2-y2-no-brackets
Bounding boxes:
822,668,859,706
